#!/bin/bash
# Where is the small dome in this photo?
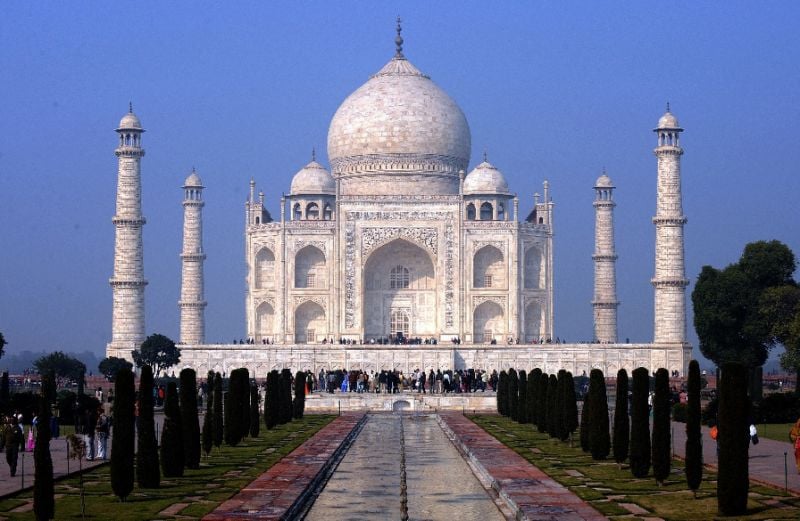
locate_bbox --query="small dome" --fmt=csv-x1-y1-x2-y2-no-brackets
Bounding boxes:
117,110,143,131
463,160,510,195
183,169,203,188
290,160,335,195
595,173,613,188
657,110,680,130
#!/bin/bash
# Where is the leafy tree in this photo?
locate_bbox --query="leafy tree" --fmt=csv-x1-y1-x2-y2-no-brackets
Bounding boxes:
179,368,200,469
693,240,797,368
33,371,55,521
717,363,749,516
546,374,558,438
630,367,651,478
587,369,610,460
111,367,135,501
562,371,578,443
652,368,671,484
685,360,703,495
527,368,541,427
517,370,528,423
508,369,519,422
98,357,133,382
496,370,508,416
202,371,214,456
137,365,160,488
132,334,181,379
760,284,800,391
249,384,260,438
613,369,630,466
537,372,549,433
160,382,184,477
264,370,279,430
279,369,293,424
33,351,86,381
293,371,306,419
212,372,223,447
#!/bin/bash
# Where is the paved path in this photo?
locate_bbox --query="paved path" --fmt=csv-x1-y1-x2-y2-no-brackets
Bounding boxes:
670,422,800,493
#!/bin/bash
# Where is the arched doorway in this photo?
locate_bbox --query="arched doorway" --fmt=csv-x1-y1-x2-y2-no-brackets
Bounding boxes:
294,301,326,343
473,301,504,343
524,301,542,342
255,302,274,341
473,245,504,288
363,239,436,341
295,245,326,289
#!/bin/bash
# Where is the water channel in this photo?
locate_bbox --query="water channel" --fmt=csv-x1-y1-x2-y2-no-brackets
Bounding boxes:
304,413,507,520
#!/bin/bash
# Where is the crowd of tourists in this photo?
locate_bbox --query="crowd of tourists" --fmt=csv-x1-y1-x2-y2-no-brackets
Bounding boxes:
312,367,498,394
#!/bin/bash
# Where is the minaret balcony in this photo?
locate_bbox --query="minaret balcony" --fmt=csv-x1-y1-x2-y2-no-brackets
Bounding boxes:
112,216,146,226
179,300,207,308
651,277,689,288
592,253,618,261
115,147,145,158
180,252,207,260
652,216,687,225
653,146,683,156
109,278,148,287
591,301,620,308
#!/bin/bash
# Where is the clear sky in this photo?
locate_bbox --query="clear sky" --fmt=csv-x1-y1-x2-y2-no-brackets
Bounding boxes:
1,2,798,370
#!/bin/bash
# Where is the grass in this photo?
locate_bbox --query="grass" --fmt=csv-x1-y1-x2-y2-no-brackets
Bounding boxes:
0,415,334,520
756,422,794,443
470,414,800,520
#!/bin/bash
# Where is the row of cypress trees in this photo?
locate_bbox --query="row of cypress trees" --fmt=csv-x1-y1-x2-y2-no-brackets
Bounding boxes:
263,369,305,430
496,367,579,443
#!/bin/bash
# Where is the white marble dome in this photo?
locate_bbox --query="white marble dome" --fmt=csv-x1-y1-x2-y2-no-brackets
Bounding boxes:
184,169,203,187
327,54,471,195
463,160,510,195
595,173,613,188
657,111,680,129
117,111,143,131
290,159,335,195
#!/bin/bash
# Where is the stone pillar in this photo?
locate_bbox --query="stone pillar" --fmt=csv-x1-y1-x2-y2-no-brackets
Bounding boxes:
108,107,147,361
179,169,207,344
652,107,688,344
592,172,619,343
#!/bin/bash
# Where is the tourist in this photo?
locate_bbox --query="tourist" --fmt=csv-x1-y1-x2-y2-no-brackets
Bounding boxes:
4,416,23,477
95,408,110,460
790,417,800,474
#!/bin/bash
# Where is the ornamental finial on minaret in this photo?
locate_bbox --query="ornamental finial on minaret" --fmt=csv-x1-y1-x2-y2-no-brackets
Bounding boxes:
666,101,670,113
395,16,404,58
129,101,133,113
311,147,316,162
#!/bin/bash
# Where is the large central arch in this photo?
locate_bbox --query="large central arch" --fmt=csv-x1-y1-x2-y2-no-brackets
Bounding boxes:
363,239,436,340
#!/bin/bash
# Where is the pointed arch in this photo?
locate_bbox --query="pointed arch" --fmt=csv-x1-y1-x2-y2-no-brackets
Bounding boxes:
294,301,326,343
254,247,275,289
466,202,476,220
524,301,542,342
480,202,493,220
473,245,505,288
255,301,274,340
473,301,504,343
295,245,325,288
524,246,543,289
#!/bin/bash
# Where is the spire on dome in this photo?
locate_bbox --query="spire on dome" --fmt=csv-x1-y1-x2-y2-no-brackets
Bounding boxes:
666,101,671,113
395,16,404,58
129,101,133,113
483,150,488,163
311,147,316,162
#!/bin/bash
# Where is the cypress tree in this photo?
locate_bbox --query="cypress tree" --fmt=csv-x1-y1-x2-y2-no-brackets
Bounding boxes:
225,369,241,446
249,384,260,438
580,381,591,452
202,371,214,456
554,370,567,440
517,370,528,423
179,368,201,469
508,369,519,422
588,369,610,459
652,368,671,484
717,363,749,516
137,365,159,488
537,372,548,433
111,367,135,500
0,371,9,412
279,369,293,424
546,374,558,438
293,371,306,419
265,370,279,430
212,372,223,448
613,369,630,466
562,371,579,442
240,369,251,439
496,370,508,416
160,382,184,477
77,369,85,397
33,371,55,520
630,367,651,478
527,368,540,427
685,360,703,495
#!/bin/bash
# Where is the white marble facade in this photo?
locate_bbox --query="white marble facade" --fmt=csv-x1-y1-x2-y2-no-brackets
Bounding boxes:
108,30,692,377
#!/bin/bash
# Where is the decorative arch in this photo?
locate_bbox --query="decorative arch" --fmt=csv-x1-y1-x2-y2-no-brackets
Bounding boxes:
255,301,274,340
323,203,333,220
466,202,476,220
524,246,543,289
473,245,505,288
295,245,325,288
294,301,326,343
306,202,319,219
480,202,493,220
254,247,275,289
524,301,542,342
473,300,504,343
293,203,302,221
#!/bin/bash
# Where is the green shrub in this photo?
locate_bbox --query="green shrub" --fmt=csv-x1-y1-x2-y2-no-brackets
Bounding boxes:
264,370,279,430
160,382,184,478
249,384,260,437
753,392,800,423
179,368,200,468
518,370,528,424
111,368,135,500
652,368,671,484
717,363,749,516
686,360,703,494
537,372,548,433
137,365,160,488
630,367,651,478
561,371,578,441
293,371,306,419
508,369,519,422
212,372,223,447
613,369,629,465
497,370,508,416
527,369,540,427
671,402,688,423
546,374,559,438
588,369,610,460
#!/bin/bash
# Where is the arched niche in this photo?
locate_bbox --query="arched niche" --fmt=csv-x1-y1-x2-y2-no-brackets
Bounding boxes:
473,245,504,288
255,301,274,340
295,300,326,343
524,301,542,342
524,246,543,289
473,300,504,343
254,248,275,289
295,245,325,288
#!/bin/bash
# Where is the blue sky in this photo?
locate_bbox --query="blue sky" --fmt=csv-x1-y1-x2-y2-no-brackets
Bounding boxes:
1,2,798,370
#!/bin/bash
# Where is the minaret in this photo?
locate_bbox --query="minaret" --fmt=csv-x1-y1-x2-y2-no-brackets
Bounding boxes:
179,168,207,344
107,105,147,361
592,171,619,343
652,105,688,344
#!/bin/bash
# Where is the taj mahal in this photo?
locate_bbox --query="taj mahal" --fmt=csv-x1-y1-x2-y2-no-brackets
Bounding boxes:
106,24,692,378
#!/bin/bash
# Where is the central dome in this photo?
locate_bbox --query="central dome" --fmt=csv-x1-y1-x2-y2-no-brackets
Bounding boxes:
327,54,471,196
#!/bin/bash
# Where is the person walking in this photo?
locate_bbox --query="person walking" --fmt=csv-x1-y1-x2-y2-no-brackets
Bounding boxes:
4,416,23,476
96,408,110,460
790,417,800,474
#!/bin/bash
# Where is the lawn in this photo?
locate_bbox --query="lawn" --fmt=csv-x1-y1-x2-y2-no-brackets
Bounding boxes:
0,415,334,520
756,422,794,443
470,414,800,521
